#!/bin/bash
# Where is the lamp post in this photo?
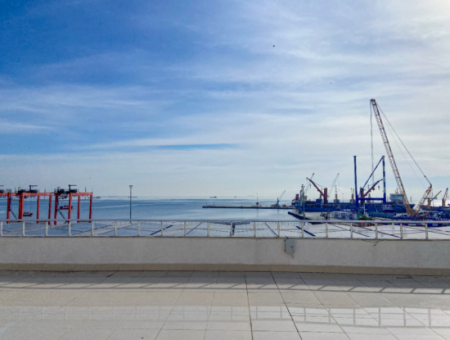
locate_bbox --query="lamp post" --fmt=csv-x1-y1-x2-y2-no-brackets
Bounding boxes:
129,185,133,220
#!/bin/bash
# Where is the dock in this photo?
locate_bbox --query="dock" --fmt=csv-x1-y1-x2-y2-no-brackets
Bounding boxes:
203,205,292,209
288,211,326,223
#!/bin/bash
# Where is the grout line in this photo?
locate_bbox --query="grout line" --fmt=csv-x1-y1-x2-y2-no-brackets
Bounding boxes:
245,272,254,340
271,271,302,339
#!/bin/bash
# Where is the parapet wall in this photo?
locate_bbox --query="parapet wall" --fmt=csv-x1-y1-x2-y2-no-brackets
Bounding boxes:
1,237,449,275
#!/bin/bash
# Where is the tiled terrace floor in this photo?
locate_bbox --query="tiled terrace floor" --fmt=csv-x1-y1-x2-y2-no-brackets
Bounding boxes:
2,271,450,339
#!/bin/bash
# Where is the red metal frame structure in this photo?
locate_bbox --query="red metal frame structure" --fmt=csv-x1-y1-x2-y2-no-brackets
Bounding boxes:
1,186,93,224
0,191,53,223
54,192,93,225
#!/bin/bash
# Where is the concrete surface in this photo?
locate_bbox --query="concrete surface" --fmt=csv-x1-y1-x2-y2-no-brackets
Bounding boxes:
1,238,450,275
2,271,450,339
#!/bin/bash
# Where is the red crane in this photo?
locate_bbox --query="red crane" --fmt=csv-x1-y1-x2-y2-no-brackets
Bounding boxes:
360,179,383,203
306,177,328,204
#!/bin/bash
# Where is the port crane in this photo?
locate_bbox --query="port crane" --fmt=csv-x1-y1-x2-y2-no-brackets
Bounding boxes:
370,99,432,217
274,190,286,208
306,177,327,204
328,173,340,203
360,179,383,203
443,188,449,207
426,190,442,210
307,173,340,205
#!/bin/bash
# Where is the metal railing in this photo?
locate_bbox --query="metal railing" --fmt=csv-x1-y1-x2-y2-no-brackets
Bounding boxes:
0,219,449,240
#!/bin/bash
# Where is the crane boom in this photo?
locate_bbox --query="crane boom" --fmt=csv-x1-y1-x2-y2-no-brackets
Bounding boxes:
370,99,411,214
304,173,314,194
362,179,383,198
443,188,449,207
370,99,431,216
328,174,339,195
306,177,324,198
426,190,442,210
417,186,433,215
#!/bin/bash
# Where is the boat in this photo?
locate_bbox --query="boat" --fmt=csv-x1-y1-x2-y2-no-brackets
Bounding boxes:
59,205,73,210
23,212,33,217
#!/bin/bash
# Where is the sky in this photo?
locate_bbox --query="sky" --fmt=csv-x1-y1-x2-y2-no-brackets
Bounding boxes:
1,0,450,201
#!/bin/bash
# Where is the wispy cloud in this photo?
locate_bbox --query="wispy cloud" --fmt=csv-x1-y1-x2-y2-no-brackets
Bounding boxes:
0,120,51,134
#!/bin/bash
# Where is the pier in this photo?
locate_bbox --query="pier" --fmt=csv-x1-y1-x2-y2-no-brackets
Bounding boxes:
203,205,292,209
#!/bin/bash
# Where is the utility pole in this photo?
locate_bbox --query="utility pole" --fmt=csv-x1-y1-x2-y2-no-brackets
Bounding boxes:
129,185,133,220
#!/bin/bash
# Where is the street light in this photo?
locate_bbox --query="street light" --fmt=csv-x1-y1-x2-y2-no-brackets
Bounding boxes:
129,185,133,220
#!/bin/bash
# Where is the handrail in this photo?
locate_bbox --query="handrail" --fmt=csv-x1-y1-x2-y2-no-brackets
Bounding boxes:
0,219,449,224
0,219,449,240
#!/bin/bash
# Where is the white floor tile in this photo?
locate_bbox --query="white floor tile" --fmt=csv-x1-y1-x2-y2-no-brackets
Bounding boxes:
299,332,350,339
252,331,301,340
156,329,206,340
2,271,450,340
108,329,159,340
205,330,252,340
251,320,297,332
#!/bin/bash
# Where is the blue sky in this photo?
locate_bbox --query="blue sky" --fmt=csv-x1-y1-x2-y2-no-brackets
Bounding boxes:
1,0,450,200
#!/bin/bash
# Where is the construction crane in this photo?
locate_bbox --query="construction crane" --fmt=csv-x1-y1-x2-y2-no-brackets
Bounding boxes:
442,188,449,207
274,190,286,208
370,99,432,217
306,177,327,204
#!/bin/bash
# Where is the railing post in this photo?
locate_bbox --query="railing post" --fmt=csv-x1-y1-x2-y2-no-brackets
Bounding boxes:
326,222,328,238
301,222,304,238
425,223,429,240
91,221,94,236
254,222,256,237
277,222,280,237
22,221,25,236
114,221,118,236
69,221,72,236
400,223,403,240
0,221,2,237
161,221,163,236
375,223,378,239
138,221,141,236
184,221,187,237
207,222,210,237
45,221,48,237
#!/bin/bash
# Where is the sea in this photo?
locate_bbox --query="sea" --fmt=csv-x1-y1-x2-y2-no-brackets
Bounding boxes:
0,197,298,221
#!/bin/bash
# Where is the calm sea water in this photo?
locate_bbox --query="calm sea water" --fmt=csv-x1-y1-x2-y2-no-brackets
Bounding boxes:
0,197,297,221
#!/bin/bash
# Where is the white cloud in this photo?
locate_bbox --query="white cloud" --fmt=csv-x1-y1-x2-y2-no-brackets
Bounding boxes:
1,0,450,200
0,120,51,134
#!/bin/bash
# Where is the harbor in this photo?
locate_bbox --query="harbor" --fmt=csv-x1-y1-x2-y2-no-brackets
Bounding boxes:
0,100,449,228
203,205,291,209
3,2,450,339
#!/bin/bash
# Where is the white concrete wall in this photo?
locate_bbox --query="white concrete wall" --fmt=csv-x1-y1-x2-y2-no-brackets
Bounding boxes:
1,237,450,274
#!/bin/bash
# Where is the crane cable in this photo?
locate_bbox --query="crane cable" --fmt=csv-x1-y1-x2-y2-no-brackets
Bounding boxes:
379,106,431,186
380,107,425,190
